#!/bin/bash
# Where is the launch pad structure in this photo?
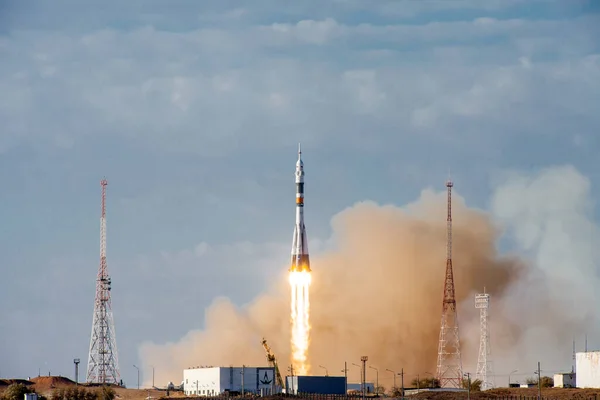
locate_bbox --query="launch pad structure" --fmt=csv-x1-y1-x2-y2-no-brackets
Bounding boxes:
475,291,494,390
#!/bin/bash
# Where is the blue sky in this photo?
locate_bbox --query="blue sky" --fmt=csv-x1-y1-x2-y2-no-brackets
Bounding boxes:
0,0,599,389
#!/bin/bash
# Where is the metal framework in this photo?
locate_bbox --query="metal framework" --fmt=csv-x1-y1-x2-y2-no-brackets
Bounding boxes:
475,291,494,390
261,338,284,389
436,180,463,388
86,179,121,385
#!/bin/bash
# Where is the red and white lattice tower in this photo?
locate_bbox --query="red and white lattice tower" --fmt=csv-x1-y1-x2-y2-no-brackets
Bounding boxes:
86,178,121,385
435,180,463,388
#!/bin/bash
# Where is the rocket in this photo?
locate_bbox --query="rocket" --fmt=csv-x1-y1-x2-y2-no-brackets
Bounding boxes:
290,143,311,272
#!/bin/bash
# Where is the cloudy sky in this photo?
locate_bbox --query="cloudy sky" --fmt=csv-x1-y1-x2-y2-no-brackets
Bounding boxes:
0,0,599,389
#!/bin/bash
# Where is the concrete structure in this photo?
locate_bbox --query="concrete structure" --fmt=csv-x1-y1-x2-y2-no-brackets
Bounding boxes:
576,351,600,388
183,367,276,396
554,373,576,388
285,376,346,395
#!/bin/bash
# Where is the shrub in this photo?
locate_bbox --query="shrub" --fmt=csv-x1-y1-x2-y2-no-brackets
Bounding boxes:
1,383,34,400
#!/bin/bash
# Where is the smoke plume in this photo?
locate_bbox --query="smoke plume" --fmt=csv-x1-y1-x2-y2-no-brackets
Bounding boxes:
139,167,600,388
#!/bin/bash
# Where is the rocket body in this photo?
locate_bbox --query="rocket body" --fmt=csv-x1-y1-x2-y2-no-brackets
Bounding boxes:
290,144,311,272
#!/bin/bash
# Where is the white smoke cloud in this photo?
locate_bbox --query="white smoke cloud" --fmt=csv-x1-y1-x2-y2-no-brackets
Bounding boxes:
484,165,600,383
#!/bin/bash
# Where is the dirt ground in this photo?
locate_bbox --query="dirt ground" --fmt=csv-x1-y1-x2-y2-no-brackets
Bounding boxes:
3,377,600,400
409,387,600,400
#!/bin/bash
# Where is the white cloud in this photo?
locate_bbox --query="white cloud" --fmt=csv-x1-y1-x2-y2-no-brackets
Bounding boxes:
330,0,560,18
1,16,597,156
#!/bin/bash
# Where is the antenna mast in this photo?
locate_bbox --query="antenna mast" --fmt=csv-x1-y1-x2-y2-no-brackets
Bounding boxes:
87,178,121,385
436,180,463,388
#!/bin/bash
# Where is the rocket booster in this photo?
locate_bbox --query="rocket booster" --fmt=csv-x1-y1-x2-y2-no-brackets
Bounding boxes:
290,143,311,272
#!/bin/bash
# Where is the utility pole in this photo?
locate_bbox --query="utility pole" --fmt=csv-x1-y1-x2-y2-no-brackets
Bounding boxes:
133,365,140,390
537,362,541,400
464,373,471,400
385,369,396,392
399,368,404,400
343,362,348,396
417,374,420,393
369,366,378,395
509,369,518,387
241,365,245,396
361,356,368,400
319,365,329,376
74,359,80,385
152,366,155,388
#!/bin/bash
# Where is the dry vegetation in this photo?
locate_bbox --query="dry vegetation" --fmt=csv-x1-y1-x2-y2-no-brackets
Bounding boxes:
0,377,172,400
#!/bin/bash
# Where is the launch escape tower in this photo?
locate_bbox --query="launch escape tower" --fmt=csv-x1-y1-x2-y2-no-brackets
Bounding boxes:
475,291,494,390
87,179,121,385
435,180,463,388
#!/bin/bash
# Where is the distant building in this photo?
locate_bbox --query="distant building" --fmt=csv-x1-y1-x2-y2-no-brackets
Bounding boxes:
576,351,600,388
554,373,576,388
285,376,346,395
183,366,276,396
346,382,375,393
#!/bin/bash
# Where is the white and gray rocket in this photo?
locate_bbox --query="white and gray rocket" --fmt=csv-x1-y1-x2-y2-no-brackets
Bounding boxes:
290,143,311,272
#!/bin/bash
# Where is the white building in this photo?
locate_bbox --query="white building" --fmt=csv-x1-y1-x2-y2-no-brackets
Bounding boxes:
576,351,600,388
183,366,276,396
554,373,576,388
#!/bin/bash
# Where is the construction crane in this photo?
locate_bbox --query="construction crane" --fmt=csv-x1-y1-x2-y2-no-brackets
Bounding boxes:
261,338,284,389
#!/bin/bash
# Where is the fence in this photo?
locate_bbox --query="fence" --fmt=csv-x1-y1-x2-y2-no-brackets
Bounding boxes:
165,394,600,400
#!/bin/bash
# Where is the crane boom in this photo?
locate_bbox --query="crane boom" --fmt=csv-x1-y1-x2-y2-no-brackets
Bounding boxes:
261,338,284,389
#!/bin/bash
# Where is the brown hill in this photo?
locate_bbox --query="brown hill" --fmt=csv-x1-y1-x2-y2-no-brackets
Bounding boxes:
30,376,76,389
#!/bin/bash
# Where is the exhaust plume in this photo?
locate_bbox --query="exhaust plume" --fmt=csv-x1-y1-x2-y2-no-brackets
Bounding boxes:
140,170,599,387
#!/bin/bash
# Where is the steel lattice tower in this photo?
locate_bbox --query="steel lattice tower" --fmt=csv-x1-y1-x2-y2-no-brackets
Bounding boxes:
436,180,463,388
475,291,494,390
87,179,121,385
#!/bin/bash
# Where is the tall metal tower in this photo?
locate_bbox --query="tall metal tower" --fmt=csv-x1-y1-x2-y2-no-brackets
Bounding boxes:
87,179,121,385
475,291,494,390
436,180,463,388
